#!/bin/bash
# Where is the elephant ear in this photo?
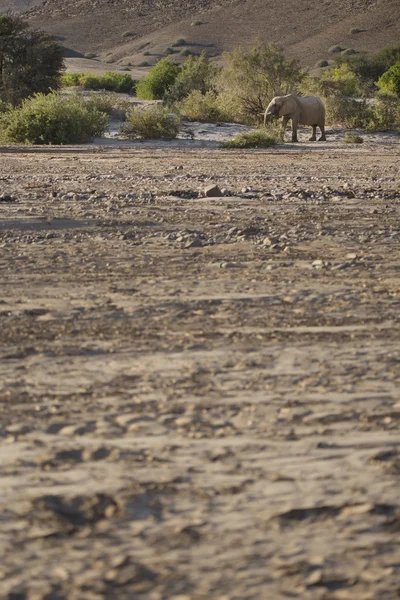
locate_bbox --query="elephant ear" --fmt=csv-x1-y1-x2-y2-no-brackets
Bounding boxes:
278,97,297,117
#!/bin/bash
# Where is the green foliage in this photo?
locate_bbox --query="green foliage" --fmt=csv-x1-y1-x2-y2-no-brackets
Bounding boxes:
329,45,343,54
60,72,135,93
0,92,108,144
0,99,11,113
165,52,219,105
341,48,357,56
135,58,179,100
336,43,400,92
326,97,371,128
84,52,97,59
176,90,227,122
120,105,181,139
173,38,186,47
191,20,203,26
165,47,177,55
143,51,151,56
180,49,193,57
376,63,400,97
344,132,363,143
85,92,130,116
216,38,305,124
367,94,400,131
138,61,150,67
0,14,64,105
122,31,134,38
350,28,364,34
316,60,329,68
223,127,279,148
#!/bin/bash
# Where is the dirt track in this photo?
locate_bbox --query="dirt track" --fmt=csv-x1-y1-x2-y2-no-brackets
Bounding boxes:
1,142,400,599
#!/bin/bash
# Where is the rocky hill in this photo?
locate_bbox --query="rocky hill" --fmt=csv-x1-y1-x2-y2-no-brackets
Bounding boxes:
2,0,400,68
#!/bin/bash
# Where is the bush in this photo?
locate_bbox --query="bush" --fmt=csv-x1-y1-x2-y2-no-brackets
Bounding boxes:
316,60,329,68
135,58,179,99
350,28,364,34
0,14,64,105
223,128,279,148
216,38,305,124
344,132,363,143
120,106,181,139
84,52,97,59
180,49,193,57
173,38,186,47
86,92,130,117
165,47,177,55
367,94,400,131
326,96,371,128
165,51,219,105
191,20,203,26
176,90,228,122
341,48,357,56
60,72,135,93
329,45,344,54
336,43,400,92
376,62,400,97
143,51,151,56
0,92,108,144
138,61,150,67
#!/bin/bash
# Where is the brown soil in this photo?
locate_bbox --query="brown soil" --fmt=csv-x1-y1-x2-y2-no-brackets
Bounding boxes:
0,140,400,599
3,0,400,68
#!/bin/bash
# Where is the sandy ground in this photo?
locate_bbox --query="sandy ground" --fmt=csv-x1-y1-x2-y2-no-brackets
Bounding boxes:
0,136,400,599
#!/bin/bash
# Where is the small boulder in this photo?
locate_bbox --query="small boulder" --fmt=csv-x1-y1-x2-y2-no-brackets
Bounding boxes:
204,184,222,197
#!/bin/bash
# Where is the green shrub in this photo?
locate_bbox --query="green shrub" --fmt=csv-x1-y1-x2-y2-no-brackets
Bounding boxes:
180,48,193,57
367,94,400,131
216,38,305,124
60,72,135,93
316,60,329,68
329,45,343,54
341,48,357,56
336,43,400,92
176,90,227,122
120,106,181,139
0,100,11,114
376,62,400,97
344,132,363,143
325,96,371,128
223,128,279,148
165,51,219,105
350,28,364,34
82,72,135,93
143,51,151,56
165,47,177,55
122,31,135,38
0,92,108,144
86,92,130,116
173,38,186,47
135,58,179,99
138,61,150,67
60,72,82,87
191,20,203,26
84,52,97,59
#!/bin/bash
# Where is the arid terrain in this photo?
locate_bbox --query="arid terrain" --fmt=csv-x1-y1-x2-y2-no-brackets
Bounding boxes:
2,0,400,69
1,136,400,599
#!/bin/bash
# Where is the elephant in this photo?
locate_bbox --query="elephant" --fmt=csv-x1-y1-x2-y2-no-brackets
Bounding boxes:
264,95,326,142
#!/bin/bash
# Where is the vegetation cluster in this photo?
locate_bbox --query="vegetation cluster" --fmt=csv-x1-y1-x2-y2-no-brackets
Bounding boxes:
0,13,399,144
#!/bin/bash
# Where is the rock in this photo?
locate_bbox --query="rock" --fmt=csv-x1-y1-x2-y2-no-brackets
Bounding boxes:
184,238,203,248
263,237,273,246
204,184,222,197
0,194,14,203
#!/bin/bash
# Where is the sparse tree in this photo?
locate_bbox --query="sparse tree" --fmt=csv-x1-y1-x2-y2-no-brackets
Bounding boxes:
216,38,305,123
0,13,64,105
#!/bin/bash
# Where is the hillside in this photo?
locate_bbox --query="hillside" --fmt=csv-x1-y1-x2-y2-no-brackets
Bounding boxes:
2,0,400,68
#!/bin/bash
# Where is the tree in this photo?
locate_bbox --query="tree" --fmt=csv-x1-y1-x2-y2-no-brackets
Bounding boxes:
377,62,400,97
135,58,179,100
164,51,220,105
0,13,64,105
216,38,305,123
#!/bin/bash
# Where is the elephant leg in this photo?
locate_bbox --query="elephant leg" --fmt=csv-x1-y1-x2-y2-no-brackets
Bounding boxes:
281,116,289,141
291,118,299,143
318,123,327,141
309,125,317,142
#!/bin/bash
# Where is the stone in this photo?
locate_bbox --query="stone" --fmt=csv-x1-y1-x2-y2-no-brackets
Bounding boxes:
204,184,222,197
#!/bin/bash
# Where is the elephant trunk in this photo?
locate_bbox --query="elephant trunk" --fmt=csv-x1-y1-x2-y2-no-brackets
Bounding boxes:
264,111,274,127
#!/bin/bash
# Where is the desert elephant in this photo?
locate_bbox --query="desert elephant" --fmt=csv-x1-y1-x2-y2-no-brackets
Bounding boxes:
264,95,326,142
